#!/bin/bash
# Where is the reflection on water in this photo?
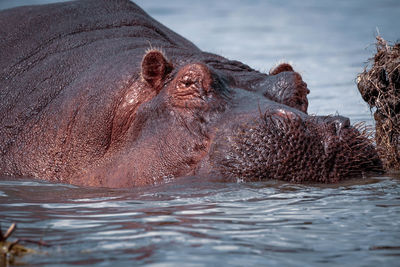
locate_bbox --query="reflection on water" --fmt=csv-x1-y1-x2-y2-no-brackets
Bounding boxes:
1,0,400,266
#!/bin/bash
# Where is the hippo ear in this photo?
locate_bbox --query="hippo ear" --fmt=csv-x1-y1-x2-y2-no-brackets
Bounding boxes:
269,63,294,75
141,50,173,90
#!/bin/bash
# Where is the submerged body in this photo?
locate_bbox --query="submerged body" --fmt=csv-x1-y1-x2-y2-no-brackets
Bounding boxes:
0,0,382,187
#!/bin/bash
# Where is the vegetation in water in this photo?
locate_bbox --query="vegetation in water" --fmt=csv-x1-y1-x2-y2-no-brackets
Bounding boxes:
358,36,400,170
1,223,48,267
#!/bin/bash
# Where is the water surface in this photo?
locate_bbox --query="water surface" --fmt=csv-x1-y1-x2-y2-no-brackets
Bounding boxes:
1,0,400,266
1,176,400,266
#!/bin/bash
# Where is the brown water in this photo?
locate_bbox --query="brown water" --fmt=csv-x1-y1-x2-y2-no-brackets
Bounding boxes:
1,0,400,266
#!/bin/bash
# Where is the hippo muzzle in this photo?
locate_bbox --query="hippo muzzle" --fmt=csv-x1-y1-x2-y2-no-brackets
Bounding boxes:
205,104,381,183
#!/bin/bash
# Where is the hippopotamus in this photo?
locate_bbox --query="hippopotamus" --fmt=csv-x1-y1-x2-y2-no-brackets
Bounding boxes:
0,0,382,188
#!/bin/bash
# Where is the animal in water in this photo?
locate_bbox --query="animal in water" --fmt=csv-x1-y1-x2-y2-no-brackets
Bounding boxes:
0,0,382,187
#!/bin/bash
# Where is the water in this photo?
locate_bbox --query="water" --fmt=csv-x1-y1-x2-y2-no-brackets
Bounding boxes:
1,0,400,266
1,176,400,266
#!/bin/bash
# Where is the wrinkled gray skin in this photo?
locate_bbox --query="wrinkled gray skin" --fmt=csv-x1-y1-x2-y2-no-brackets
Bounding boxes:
0,0,381,187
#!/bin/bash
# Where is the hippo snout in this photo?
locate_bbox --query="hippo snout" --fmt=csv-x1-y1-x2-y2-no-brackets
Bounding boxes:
208,108,382,183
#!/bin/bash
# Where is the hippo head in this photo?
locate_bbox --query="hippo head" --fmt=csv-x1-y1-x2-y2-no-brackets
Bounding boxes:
81,49,382,187
0,0,384,188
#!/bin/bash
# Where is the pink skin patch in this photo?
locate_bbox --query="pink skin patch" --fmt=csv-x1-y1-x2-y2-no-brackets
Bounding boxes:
274,109,297,120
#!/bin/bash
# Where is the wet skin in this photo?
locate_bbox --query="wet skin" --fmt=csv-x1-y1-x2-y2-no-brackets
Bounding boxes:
0,0,382,187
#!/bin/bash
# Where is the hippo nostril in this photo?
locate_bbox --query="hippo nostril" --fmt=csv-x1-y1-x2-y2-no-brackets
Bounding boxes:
318,115,351,136
331,116,350,135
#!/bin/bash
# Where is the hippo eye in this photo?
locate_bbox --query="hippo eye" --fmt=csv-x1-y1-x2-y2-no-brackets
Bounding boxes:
183,80,194,87
179,74,202,89
176,74,204,98
170,63,214,108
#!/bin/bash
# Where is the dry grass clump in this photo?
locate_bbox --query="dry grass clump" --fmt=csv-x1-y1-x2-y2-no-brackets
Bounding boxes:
1,223,48,266
357,36,400,170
